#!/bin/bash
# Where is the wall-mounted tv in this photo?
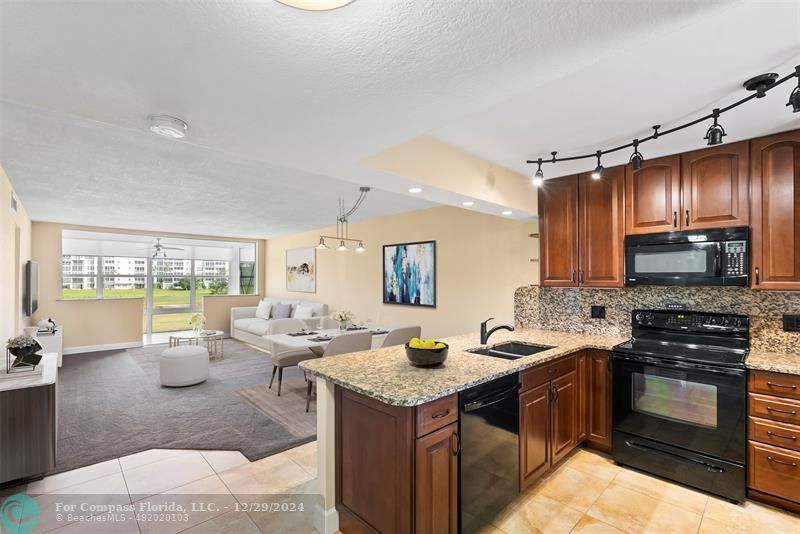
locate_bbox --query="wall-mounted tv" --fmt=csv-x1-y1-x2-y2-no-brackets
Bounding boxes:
24,260,38,316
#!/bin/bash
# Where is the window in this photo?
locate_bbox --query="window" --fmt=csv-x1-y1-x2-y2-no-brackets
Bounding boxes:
195,260,230,306
239,261,256,295
62,255,98,299
152,259,192,309
102,256,147,299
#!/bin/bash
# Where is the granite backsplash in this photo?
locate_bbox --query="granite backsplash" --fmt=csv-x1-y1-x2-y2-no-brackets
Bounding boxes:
514,286,800,354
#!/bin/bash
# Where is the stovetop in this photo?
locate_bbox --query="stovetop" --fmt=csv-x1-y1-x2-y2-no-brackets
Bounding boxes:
614,309,750,368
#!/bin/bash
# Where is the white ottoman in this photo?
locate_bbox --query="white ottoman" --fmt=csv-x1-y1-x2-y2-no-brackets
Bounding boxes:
159,345,209,387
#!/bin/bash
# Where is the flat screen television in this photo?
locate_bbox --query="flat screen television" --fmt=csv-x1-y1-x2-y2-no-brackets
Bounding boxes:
24,260,38,316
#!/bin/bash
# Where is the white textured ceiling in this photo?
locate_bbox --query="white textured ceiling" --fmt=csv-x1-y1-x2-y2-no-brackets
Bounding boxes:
1,0,799,236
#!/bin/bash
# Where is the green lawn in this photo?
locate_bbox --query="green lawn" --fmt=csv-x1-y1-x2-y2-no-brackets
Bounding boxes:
63,288,216,334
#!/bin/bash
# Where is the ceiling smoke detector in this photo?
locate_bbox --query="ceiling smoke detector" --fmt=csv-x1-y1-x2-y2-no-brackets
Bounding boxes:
275,0,355,11
148,115,188,139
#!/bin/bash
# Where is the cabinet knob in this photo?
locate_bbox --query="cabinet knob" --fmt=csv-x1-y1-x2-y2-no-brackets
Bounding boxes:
685,210,690,226
755,267,760,285
451,432,461,456
672,211,677,228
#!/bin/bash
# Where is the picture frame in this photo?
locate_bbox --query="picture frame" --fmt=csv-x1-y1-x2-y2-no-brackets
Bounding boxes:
383,240,436,307
286,247,316,293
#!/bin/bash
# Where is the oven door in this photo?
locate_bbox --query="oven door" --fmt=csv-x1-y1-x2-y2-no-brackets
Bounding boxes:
625,242,721,286
612,353,746,463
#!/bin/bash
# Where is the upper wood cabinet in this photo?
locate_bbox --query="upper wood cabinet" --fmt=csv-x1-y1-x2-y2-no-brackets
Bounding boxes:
580,166,625,287
681,141,750,230
539,175,579,286
750,129,800,290
625,154,681,234
539,169,624,288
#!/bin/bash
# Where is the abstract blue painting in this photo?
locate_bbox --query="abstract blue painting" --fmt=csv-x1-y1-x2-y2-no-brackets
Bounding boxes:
383,240,436,307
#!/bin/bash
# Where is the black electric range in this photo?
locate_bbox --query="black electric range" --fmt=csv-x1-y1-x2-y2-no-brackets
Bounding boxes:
612,310,749,502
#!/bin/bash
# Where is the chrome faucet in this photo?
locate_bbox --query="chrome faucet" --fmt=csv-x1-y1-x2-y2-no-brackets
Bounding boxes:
480,317,515,345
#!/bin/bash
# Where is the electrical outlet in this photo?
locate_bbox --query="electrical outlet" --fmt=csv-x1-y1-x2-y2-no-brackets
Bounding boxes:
784,314,800,332
591,305,606,319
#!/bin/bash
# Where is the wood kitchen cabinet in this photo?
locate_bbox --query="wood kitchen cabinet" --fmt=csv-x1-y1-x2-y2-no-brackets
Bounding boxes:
539,175,579,286
539,168,624,288
585,349,613,452
415,423,459,534
681,141,749,229
750,129,800,290
336,387,459,534
625,154,681,234
519,354,580,490
579,166,625,287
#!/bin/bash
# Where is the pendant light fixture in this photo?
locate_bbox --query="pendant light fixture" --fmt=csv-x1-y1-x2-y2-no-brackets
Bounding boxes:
629,139,644,170
275,0,355,11
531,158,544,187
704,108,726,146
525,65,800,179
590,151,604,180
316,187,370,253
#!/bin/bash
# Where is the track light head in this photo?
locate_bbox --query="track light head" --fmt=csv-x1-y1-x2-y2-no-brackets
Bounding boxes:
532,158,544,187
316,237,329,250
337,240,348,252
704,109,726,146
356,241,365,253
629,139,644,171
591,151,604,179
788,68,800,113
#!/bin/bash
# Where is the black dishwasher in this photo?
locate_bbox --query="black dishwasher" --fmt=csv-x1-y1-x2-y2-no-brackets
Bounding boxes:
459,373,520,532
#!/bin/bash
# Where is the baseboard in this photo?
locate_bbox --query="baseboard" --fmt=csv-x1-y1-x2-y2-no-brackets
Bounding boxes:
63,341,144,355
747,489,800,514
314,503,339,534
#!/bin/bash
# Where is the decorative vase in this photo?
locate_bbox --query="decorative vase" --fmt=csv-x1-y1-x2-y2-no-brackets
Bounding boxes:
193,324,202,335
339,320,348,331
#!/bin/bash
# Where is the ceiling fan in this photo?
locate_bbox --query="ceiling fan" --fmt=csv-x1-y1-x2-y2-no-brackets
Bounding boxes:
151,238,184,258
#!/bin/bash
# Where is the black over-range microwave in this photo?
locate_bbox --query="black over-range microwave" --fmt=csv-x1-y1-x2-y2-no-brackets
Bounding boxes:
624,227,749,287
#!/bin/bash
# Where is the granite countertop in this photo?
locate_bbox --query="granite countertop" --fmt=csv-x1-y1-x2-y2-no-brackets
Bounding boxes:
746,349,800,376
300,329,625,407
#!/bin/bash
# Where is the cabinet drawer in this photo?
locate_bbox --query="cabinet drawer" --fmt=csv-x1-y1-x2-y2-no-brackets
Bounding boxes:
749,370,800,401
748,441,800,503
415,394,457,437
749,417,800,453
749,393,800,425
521,355,576,392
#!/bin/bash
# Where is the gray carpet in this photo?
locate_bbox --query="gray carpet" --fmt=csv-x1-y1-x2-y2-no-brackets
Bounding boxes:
55,340,315,474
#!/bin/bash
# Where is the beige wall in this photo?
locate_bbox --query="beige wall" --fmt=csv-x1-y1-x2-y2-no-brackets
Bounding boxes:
266,206,537,339
0,164,32,343
203,294,262,333
31,221,266,350
361,136,537,215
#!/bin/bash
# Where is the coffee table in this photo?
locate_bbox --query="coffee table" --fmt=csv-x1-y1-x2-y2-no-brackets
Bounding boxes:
169,330,225,360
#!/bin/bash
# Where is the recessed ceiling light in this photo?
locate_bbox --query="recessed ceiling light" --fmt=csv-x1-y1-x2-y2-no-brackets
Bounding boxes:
148,115,188,139
275,0,355,11
408,187,423,194
502,210,513,216
462,201,475,206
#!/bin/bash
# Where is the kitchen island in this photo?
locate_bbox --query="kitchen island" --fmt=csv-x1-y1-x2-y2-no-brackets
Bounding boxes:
300,329,624,534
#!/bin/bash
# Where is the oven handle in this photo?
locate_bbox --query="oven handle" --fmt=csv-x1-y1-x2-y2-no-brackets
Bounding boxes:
612,353,745,376
624,439,726,473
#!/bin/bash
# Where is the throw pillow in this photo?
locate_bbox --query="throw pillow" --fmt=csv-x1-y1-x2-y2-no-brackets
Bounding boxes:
294,305,314,319
271,303,292,319
255,300,272,320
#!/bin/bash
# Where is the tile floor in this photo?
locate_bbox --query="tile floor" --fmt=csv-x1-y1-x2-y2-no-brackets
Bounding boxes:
1,444,798,533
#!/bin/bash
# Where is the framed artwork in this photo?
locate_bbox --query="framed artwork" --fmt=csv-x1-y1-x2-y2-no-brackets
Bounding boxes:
286,247,316,293
383,240,436,307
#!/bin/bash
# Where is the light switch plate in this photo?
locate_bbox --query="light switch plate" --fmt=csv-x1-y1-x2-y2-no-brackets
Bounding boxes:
591,305,606,319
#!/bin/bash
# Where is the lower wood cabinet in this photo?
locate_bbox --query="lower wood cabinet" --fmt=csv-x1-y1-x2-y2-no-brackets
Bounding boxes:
586,350,613,452
747,370,800,513
519,354,579,491
336,387,459,534
415,423,459,534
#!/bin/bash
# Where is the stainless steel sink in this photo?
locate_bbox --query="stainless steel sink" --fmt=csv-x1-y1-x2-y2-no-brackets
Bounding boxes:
468,341,555,360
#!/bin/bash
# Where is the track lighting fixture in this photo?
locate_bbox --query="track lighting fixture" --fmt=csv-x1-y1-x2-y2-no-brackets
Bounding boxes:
704,108,726,146
317,187,370,253
532,158,544,187
788,66,800,113
591,151,604,180
525,65,800,176
629,139,644,170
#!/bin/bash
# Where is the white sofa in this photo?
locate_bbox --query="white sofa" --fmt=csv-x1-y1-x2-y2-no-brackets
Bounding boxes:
231,297,328,353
